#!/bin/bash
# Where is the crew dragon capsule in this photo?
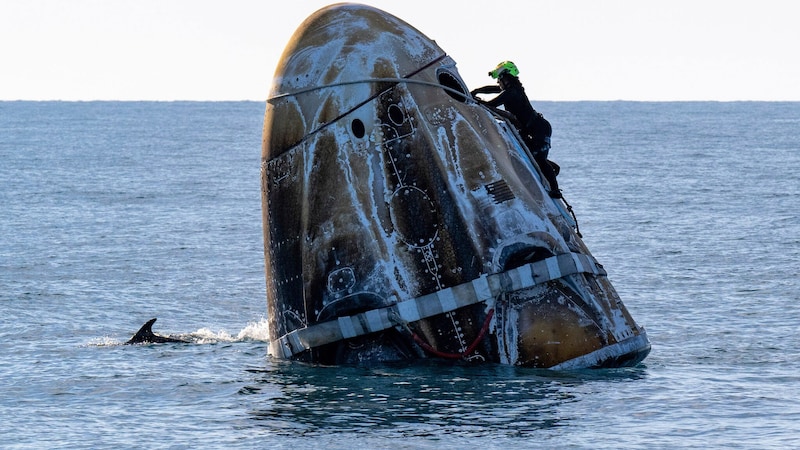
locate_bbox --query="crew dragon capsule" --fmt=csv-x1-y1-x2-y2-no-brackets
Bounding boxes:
261,3,650,368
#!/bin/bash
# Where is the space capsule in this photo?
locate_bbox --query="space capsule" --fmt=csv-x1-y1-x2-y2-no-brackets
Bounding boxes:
261,3,650,368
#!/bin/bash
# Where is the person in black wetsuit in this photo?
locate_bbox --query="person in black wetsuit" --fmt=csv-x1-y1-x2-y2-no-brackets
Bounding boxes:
471,61,561,198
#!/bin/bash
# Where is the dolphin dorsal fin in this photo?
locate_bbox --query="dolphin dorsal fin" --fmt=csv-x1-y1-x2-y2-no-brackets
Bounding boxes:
125,318,159,344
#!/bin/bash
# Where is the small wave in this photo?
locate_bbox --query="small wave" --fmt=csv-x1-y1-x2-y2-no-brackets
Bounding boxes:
87,336,124,347
188,317,271,344
236,317,271,341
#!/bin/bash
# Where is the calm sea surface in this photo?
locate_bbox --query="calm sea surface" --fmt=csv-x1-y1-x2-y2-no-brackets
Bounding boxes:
1,101,798,449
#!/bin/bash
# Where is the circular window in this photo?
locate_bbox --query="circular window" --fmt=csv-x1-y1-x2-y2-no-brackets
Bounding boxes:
437,70,468,102
351,118,365,138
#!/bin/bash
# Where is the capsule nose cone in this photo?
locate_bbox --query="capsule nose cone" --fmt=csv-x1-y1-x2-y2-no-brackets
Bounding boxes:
269,3,444,97
264,3,445,161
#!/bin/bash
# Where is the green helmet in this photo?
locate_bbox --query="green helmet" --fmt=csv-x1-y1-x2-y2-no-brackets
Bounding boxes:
489,61,519,79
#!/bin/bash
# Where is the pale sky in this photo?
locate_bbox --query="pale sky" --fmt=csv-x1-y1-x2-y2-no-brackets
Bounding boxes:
1,0,798,101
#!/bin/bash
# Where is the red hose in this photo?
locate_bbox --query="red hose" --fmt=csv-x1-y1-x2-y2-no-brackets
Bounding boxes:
412,309,495,360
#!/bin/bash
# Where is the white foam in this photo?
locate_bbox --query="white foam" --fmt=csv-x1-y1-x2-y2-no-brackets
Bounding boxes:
86,336,123,347
189,317,272,344
235,317,271,342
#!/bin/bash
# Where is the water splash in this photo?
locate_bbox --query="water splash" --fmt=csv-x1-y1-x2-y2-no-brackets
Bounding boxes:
235,317,271,342
190,317,271,344
87,336,124,347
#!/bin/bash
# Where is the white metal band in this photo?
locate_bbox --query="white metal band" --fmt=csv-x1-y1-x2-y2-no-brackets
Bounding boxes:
270,252,606,358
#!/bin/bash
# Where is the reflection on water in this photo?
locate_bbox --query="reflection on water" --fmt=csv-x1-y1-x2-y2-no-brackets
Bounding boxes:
241,359,647,437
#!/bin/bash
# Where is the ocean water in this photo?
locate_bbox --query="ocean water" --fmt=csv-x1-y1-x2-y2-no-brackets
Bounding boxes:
1,101,798,448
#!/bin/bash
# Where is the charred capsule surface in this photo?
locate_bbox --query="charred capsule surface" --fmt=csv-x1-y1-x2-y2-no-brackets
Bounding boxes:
261,4,650,367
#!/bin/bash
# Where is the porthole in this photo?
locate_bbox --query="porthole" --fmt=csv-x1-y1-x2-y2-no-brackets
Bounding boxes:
437,70,469,102
351,118,365,138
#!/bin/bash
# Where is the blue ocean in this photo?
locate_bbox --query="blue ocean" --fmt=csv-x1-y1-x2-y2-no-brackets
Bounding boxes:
1,101,798,448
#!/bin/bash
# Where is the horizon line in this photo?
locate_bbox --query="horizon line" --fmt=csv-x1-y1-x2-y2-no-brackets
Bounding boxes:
3,98,799,103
